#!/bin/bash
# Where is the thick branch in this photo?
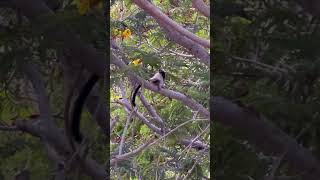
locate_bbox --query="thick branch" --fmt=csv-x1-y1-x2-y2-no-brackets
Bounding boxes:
117,99,162,133
116,98,209,150
21,63,52,123
138,94,164,124
213,96,320,180
160,21,210,66
21,62,71,153
133,0,210,48
10,1,108,178
111,53,209,118
12,118,108,179
61,51,109,135
192,0,209,18
138,89,209,150
13,119,42,137
181,137,209,150
11,0,106,77
20,62,107,179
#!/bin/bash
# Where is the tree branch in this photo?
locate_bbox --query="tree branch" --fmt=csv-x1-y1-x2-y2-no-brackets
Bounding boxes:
117,99,162,133
19,62,107,179
133,0,210,48
11,0,106,77
138,94,164,124
116,99,209,150
192,0,209,18
160,21,210,65
0,125,18,131
61,54,109,135
110,138,155,166
111,53,209,118
213,96,320,180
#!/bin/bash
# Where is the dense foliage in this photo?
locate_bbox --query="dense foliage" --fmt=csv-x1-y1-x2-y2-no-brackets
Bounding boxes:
0,0,209,179
0,0,105,179
110,0,210,179
213,0,320,179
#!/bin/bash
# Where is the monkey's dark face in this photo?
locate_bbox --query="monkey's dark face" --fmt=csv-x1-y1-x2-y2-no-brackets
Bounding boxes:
159,70,165,80
148,70,166,91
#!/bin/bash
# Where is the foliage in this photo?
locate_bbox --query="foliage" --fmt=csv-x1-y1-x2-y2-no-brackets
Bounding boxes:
213,0,320,179
0,0,209,178
0,0,105,179
111,0,210,179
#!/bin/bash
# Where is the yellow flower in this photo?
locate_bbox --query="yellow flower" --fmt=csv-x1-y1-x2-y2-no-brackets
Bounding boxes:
131,59,142,66
122,29,132,39
76,0,90,15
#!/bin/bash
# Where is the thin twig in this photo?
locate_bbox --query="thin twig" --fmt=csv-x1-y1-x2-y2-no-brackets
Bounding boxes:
182,159,199,180
231,56,287,74
0,125,18,131
111,137,155,165
118,111,134,155
179,124,209,160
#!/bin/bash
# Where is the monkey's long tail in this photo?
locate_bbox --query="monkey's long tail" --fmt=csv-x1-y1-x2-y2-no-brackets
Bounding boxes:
71,74,99,143
131,84,141,107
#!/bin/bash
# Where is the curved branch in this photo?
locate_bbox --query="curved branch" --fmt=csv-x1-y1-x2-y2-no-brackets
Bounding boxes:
10,1,108,178
111,53,209,118
19,62,108,179
116,98,209,150
133,0,210,48
111,138,154,166
192,0,210,18
138,94,164,124
21,63,52,123
12,119,108,179
117,99,162,133
213,96,320,180
160,21,210,65
61,55,109,135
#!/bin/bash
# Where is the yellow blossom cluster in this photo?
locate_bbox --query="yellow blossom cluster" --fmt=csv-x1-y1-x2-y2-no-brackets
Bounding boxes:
112,28,132,40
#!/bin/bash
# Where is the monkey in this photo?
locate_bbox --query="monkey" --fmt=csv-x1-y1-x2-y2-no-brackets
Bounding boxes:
68,69,165,145
131,69,166,107
70,74,99,144
149,69,166,90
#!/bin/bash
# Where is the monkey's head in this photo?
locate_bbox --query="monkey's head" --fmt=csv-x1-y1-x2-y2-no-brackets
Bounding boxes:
159,69,165,80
